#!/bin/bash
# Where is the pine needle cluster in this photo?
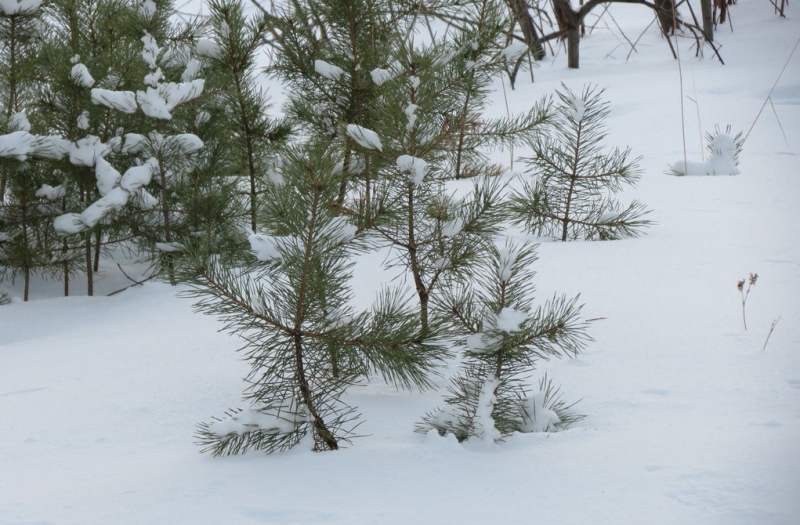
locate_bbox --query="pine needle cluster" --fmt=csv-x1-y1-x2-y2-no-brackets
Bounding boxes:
186,142,446,454
510,84,652,241
419,239,589,442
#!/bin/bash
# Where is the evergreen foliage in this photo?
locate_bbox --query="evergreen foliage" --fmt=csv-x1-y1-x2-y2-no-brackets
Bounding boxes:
0,0,67,300
186,141,446,454
263,0,411,215
509,84,652,241
36,0,147,295
265,0,551,336
185,0,594,454
0,0,630,453
202,0,291,233
46,0,239,283
418,239,588,442
355,1,552,334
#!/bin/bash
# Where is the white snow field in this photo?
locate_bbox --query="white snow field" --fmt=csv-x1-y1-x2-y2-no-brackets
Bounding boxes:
2,3,799,525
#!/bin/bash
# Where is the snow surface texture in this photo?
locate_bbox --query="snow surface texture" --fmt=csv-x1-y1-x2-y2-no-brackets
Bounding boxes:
2,4,799,525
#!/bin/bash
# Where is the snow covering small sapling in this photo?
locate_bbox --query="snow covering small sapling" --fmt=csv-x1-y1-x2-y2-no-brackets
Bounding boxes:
737,272,758,330
669,125,743,176
52,5,210,282
418,239,589,443
29,0,154,296
509,84,652,241
186,142,446,455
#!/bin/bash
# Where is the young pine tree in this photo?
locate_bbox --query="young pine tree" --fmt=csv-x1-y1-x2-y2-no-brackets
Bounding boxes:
510,84,652,241
263,0,412,213
186,142,446,454
345,0,551,336
0,0,71,300
419,239,588,442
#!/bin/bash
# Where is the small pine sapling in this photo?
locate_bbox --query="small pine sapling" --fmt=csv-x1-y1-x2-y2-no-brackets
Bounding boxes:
669,124,743,176
35,0,148,295
263,0,405,213
186,142,446,455
418,239,589,442
510,84,652,241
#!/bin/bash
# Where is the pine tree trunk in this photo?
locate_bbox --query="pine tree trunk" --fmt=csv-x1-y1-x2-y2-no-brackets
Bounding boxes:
93,229,101,272
232,70,259,232
407,187,429,337
294,333,338,451
293,183,338,451
64,260,69,297
156,151,177,285
85,232,94,296
20,192,31,301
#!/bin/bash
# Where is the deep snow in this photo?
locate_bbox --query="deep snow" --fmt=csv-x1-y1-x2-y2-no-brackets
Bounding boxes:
2,3,799,525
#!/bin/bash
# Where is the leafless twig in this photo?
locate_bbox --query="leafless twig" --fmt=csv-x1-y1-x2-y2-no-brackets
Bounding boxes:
107,265,158,296
762,316,781,351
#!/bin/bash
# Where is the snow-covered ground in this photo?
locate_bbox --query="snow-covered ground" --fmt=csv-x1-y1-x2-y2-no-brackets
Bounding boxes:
2,4,799,524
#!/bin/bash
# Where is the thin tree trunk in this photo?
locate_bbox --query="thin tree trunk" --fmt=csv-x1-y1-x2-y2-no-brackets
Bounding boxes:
156,151,176,285
567,26,580,68
552,0,581,68
20,192,31,301
506,0,545,60
85,231,94,296
294,333,339,450
231,66,259,232
93,229,101,272
701,0,713,42
293,182,338,451
407,187,429,337
654,0,678,35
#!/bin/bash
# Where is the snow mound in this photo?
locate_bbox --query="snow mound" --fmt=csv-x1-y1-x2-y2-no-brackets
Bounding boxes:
671,132,741,176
